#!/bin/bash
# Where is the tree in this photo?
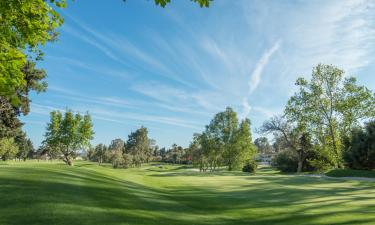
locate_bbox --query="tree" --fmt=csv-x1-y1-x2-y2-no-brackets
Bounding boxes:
190,107,257,171
285,64,375,167
204,107,238,170
125,126,151,167
0,137,19,161
109,138,125,153
254,137,272,154
0,0,65,104
94,144,108,165
343,121,375,170
43,110,94,166
14,131,34,161
225,118,256,171
259,116,312,173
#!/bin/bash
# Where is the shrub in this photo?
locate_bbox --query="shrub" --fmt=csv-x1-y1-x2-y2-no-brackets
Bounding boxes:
242,160,257,173
0,138,19,161
343,121,375,170
272,149,298,172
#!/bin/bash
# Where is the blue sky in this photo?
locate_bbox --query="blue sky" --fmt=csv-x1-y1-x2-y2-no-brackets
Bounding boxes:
22,0,375,148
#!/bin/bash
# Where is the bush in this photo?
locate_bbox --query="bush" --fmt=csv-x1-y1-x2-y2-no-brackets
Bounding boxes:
343,121,375,170
242,160,257,173
272,150,298,172
0,138,19,161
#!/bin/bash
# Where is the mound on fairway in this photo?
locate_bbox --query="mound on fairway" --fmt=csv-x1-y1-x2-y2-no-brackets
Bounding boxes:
1,161,375,225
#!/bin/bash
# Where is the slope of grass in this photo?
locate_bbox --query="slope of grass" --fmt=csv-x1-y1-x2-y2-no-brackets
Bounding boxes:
326,168,375,178
1,161,375,225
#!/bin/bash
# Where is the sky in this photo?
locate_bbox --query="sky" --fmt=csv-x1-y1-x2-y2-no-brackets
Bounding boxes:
22,0,375,149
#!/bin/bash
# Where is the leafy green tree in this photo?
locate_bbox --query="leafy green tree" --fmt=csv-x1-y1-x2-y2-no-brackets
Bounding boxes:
43,110,94,166
0,0,65,104
0,61,47,139
285,64,375,167
94,143,108,165
0,137,19,161
191,107,257,171
14,131,34,161
343,121,375,170
108,138,125,153
225,118,256,171
204,107,238,170
125,126,151,167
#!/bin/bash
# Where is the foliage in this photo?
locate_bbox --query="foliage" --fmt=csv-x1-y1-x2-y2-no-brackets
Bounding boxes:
94,144,108,165
254,137,272,154
343,121,375,170
0,0,65,104
285,64,375,168
242,160,257,173
272,150,299,172
189,107,256,171
259,116,313,173
14,131,34,161
0,137,19,160
43,110,94,165
125,127,152,167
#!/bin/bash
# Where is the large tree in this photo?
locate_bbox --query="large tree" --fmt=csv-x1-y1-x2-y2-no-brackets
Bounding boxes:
0,0,64,104
43,110,94,166
125,126,151,167
191,107,256,171
285,64,375,167
259,116,313,173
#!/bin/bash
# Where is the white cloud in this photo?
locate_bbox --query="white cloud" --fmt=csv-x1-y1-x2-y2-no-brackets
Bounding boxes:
248,41,281,94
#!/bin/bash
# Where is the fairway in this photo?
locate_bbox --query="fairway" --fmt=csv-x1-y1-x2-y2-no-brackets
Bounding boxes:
0,162,374,225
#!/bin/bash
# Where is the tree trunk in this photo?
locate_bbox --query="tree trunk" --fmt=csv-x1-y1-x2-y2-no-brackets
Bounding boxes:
63,154,73,166
297,161,303,173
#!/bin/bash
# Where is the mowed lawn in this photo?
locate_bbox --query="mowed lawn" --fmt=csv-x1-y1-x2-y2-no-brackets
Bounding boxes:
1,161,375,225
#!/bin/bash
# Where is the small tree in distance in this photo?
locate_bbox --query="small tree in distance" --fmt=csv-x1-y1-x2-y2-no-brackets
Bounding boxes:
43,109,94,166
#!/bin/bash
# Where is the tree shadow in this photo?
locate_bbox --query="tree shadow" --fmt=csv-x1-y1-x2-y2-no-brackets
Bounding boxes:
1,165,375,225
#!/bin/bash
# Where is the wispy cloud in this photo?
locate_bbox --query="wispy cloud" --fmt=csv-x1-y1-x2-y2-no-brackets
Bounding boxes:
240,41,281,119
248,41,281,95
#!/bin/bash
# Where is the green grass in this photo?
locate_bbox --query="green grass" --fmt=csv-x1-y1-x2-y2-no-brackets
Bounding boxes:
1,161,375,225
326,168,375,178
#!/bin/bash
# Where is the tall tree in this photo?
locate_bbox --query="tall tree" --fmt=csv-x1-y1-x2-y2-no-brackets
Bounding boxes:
14,131,34,161
192,107,257,171
125,126,151,167
285,64,375,167
205,107,238,170
43,110,94,166
0,0,65,104
225,118,256,171
94,144,108,165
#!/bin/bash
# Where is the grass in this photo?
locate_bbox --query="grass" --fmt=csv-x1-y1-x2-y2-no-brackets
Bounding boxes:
326,168,375,178
1,161,375,225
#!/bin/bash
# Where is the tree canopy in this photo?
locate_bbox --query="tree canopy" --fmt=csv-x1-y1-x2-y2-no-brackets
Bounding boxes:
43,109,94,166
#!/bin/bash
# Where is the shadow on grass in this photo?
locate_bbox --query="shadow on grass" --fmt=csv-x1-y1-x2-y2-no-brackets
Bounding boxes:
0,165,375,225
